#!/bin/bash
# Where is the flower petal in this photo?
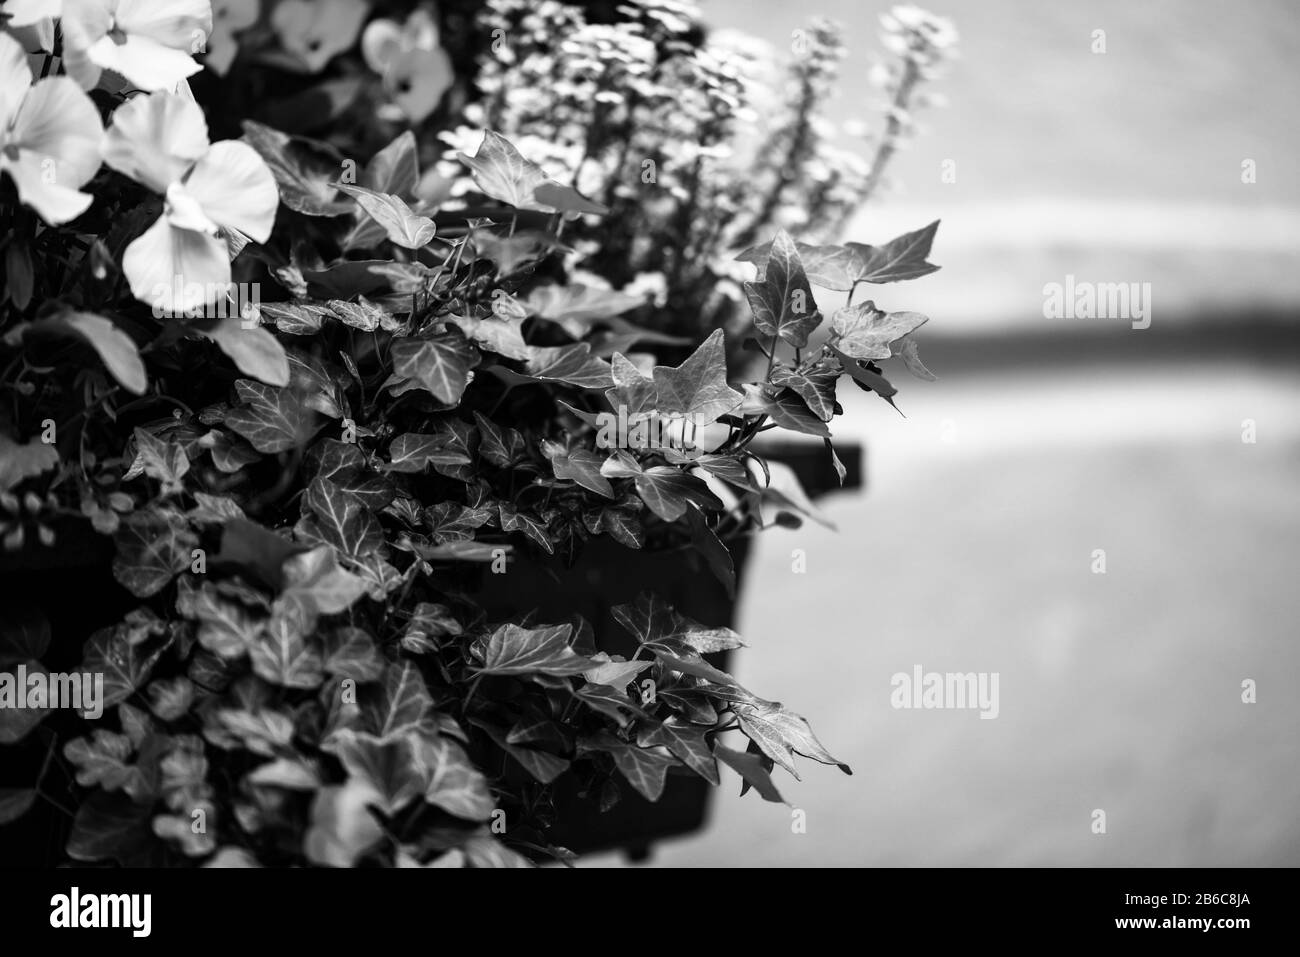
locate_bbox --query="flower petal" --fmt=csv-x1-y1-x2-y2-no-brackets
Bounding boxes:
86,32,203,91
0,33,33,130
184,140,277,243
59,0,111,89
10,76,103,188
115,0,213,47
103,91,209,193
1,152,93,224
359,18,402,74
4,0,63,27
124,214,231,315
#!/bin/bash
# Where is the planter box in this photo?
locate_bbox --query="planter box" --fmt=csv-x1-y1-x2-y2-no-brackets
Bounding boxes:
478,438,864,860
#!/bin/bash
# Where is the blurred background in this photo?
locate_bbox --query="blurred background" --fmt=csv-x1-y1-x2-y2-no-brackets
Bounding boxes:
586,0,1300,866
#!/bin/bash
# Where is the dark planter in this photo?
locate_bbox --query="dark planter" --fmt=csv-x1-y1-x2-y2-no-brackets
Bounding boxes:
0,441,863,866
477,438,864,861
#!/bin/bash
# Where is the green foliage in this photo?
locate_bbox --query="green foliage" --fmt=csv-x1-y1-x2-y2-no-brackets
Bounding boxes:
1,15,945,863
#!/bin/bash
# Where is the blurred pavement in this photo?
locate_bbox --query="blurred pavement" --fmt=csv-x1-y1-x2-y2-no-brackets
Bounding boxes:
582,360,1300,866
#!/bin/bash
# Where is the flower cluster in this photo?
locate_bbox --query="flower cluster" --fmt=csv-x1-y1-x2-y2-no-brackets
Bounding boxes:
436,0,957,349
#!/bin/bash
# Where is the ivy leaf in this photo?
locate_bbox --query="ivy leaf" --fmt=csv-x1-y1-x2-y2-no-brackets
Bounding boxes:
80,626,167,710
0,434,59,492
830,302,929,361
598,507,644,549
63,730,144,795
386,432,471,473
473,412,526,467
326,298,388,332
336,184,437,248
65,792,155,865
278,545,368,626
740,384,831,438
714,743,788,804
213,517,303,590
580,730,677,802
651,329,743,423
734,697,852,779
636,717,719,785
390,332,479,405
0,602,49,666
830,345,903,414
457,130,550,210
146,676,194,721
634,467,723,522
894,334,938,381
522,343,614,390
524,284,643,336
249,605,325,689
401,602,463,654
0,788,36,825
301,476,382,558
476,623,594,677
207,431,262,472
112,510,198,597
583,656,652,689
471,230,557,275
418,736,495,821
497,503,554,554
531,180,609,216
448,313,531,361
461,834,532,868
191,582,263,658
257,301,332,336
475,721,570,783
242,120,352,216
541,441,614,498
606,352,657,418
426,502,493,543
736,240,862,291
365,130,419,195
360,662,432,743
651,646,740,688
0,661,49,742
331,729,424,814
658,683,719,725
737,221,941,288
125,427,189,491
686,505,735,598
196,315,291,387
322,627,384,682
742,230,822,347
610,593,743,653
849,220,941,283
224,379,324,453
770,366,838,422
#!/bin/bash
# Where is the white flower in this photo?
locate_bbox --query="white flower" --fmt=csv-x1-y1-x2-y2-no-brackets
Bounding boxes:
61,0,214,92
0,32,102,224
205,0,258,76
361,7,453,123
271,0,368,74
102,91,277,315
